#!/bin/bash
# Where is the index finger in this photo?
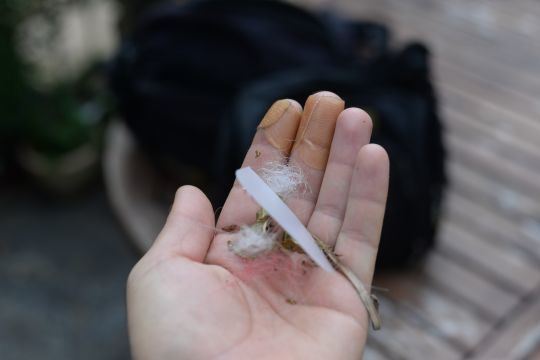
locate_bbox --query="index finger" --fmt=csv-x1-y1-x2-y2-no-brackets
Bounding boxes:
213,99,302,234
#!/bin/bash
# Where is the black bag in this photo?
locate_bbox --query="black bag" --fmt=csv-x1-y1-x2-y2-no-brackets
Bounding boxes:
109,0,446,268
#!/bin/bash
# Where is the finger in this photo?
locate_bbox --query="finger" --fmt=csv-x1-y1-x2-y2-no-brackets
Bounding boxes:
335,144,389,285
216,99,302,229
149,185,215,262
308,108,373,247
288,91,344,223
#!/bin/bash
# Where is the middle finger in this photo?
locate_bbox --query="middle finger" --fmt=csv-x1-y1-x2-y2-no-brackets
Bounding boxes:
287,91,344,224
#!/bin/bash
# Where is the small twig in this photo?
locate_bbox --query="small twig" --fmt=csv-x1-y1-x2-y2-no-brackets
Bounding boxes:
313,236,382,331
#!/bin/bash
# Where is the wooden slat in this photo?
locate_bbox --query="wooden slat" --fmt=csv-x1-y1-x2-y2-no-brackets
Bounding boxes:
440,80,540,156
444,191,540,259
437,59,540,128
412,0,540,45
375,270,492,350
447,160,540,224
422,252,519,319
363,344,390,360
438,222,540,294
343,4,540,79
471,293,540,359
368,296,460,360
349,0,540,76
341,1,540,100
443,107,540,173
446,134,540,203
531,346,540,360
441,86,540,153
437,54,540,107
326,0,540,107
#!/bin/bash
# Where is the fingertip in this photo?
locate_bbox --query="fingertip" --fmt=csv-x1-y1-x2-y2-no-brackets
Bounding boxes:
174,184,207,202
149,185,215,262
358,143,389,164
293,91,345,170
355,144,390,200
171,185,215,225
338,108,373,132
335,108,373,146
257,99,302,153
309,90,342,100
285,98,303,113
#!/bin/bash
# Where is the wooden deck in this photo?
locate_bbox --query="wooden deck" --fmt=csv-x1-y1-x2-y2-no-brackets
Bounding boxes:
104,0,540,358
332,0,540,358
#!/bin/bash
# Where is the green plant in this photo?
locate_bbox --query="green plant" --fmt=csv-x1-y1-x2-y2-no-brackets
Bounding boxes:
1,0,110,161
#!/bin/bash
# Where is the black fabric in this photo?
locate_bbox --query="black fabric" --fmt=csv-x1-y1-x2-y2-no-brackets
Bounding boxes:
109,0,446,268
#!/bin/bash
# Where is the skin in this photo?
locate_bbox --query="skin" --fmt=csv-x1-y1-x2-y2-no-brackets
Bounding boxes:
127,91,390,360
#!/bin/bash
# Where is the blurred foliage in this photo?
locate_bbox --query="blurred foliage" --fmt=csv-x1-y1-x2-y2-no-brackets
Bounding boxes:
0,0,166,177
0,0,110,171
25,65,109,157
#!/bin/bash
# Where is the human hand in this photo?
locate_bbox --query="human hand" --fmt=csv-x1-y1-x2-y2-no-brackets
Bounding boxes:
127,91,389,359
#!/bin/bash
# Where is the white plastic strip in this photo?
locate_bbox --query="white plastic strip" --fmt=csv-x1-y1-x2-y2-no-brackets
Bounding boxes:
236,167,334,272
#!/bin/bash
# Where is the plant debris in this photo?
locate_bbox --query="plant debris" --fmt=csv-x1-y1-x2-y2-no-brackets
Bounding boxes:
222,224,240,233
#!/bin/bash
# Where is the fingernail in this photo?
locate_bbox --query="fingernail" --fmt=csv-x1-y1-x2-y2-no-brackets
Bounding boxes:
258,99,302,152
258,99,292,128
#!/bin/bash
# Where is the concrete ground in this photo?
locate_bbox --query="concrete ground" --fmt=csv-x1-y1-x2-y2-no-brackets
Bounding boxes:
0,181,137,360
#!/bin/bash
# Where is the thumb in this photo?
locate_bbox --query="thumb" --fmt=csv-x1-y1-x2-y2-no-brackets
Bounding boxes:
149,185,215,262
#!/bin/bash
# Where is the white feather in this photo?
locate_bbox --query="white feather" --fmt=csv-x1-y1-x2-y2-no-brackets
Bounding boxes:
258,162,307,198
230,226,276,258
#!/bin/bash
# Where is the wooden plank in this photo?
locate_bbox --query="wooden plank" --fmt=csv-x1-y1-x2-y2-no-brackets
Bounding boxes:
316,0,540,97
340,0,539,75
476,0,540,14
367,296,460,360
446,133,540,202
530,345,540,360
375,269,492,350
349,0,540,75
423,0,540,43
422,252,519,319
363,344,390,360
438,222,540,294
433,54,540,115
447,160,540,224
436,50,540,101
436,59,540,127
440,85,540,152
339,1,540,96
444,191,540,259
471,293,540,359
438,71,540,147
443,106,540,171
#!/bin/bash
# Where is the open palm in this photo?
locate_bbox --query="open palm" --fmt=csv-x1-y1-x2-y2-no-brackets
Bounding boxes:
127,92,389,360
